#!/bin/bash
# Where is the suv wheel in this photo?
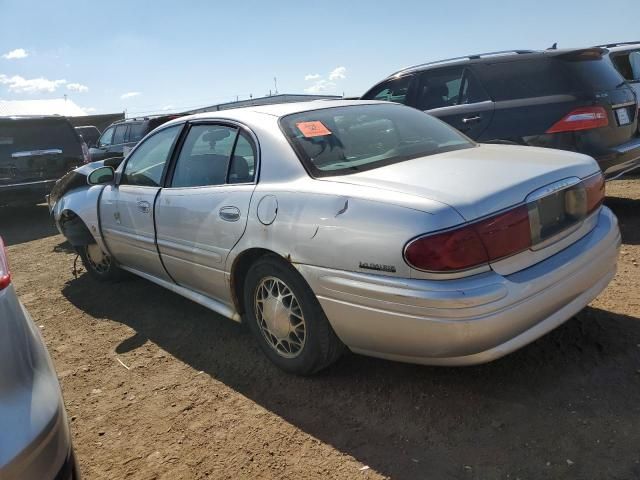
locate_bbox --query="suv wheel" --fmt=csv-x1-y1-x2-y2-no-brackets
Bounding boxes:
79,243,124,281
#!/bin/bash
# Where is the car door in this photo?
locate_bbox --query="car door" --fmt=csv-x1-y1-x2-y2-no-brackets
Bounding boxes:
413,66,494,139
155,122,258,302
100,124,183,280
106,124,129,159
90,125,115,161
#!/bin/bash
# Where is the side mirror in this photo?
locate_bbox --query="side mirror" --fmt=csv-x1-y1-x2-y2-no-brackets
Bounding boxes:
87,166,115,185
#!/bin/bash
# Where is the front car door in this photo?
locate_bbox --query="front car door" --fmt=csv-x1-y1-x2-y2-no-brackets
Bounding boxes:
90,125,115,161
100,124,183,280
414,66,494,139
155,122,258,302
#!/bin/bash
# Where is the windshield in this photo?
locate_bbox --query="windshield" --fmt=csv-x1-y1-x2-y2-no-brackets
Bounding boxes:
280,103,474,177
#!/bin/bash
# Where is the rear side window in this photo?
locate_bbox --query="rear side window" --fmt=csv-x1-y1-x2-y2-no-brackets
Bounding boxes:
610,50,640,82
280,103,473,178
362,76,413,104
112,125,127,145
171,125,238,188
416,67,488,110
128,123,147,142
0,119,81,157
476,56,625,100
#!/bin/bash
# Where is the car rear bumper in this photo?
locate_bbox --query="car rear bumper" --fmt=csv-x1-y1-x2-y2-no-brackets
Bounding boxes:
597,136,640,179
297,206,620,366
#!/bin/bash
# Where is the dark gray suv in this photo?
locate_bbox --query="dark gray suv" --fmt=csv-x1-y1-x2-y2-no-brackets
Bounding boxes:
362,48,640,179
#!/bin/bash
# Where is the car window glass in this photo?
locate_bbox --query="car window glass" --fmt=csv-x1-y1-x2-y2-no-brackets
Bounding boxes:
364,76,412,104
112,125,127,145
128,123,147,143
121,125,181,187
0,119,82,157
228,132,256,183
171,125,238,188
416,67,488,110
98,127,114,147
281,103,473,178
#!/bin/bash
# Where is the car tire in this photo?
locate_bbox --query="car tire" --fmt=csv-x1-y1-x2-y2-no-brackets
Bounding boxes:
243,255,345,375
78,243,124,282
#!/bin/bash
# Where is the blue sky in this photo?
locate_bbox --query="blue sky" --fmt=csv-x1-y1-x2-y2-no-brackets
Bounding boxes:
1,0,638,116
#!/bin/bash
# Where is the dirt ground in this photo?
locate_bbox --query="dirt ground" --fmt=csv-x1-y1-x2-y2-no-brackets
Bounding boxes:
1,177,639,480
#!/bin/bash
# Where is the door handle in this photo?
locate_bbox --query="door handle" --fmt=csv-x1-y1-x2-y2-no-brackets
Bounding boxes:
137,200,151,213
219,206,241,222
462,115,482,124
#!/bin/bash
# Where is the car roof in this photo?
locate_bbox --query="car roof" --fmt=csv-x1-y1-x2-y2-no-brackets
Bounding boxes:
376,47,608,81
166,99,386,125
600,42,640,53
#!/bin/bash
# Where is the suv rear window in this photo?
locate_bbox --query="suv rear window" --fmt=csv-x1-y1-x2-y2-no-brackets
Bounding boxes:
280,104,473,178
0,119,81,158
475,56,625,100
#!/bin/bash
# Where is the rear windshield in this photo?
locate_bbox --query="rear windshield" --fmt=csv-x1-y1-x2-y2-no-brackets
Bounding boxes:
280,103,473,177
475,55,625,100
0,119,81,157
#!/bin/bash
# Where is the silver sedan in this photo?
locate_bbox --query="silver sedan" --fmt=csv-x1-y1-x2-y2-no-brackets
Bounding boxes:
0,236,79,478
50,100,620,374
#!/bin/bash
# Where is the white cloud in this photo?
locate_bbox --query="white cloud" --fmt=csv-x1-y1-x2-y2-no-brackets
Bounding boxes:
304,79,336,94
120,91,141,99
67,82,88,93
2,48,28,60
0,74,66,93
328,66,346,81
303,66,347,93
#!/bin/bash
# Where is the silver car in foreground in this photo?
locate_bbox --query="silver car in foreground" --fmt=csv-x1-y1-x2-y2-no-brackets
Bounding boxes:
50,100,620,374
0,236,79,479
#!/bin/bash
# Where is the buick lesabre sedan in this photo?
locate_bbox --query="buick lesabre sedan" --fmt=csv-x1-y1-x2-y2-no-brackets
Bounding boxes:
49,100,620,375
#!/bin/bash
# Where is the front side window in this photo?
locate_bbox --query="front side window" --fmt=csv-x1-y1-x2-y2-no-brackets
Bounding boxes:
121,125,181,186
280,103,473,178
362,76,413,105
416,67,488,110
171,125,238,188
98,127,114,147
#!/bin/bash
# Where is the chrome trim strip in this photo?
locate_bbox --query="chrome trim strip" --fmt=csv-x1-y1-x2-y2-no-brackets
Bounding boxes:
0,179,57,188
11,149,62,158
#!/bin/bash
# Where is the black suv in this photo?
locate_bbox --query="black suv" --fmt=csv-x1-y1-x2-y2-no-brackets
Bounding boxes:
90,114,183,164
0,116,88,206
362,48,640,179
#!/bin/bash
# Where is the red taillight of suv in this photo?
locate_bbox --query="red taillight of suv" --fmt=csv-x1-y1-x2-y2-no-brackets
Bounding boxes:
0,236,11,290
81,141,91,164
404,205,531,272
546,106,609,134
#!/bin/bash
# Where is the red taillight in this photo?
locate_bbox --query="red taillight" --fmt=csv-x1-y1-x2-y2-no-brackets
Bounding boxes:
546,106,609,134
404,205,531,272
0,236,11,290
81,141,91,164
584,172,605,213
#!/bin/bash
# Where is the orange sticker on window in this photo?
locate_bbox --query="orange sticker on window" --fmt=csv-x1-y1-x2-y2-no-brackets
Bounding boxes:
296,121,332,138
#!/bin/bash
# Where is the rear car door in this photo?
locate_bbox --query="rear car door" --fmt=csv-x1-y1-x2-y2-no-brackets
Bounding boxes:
100,124,183,280
413,66,494,139
155,123,258,301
